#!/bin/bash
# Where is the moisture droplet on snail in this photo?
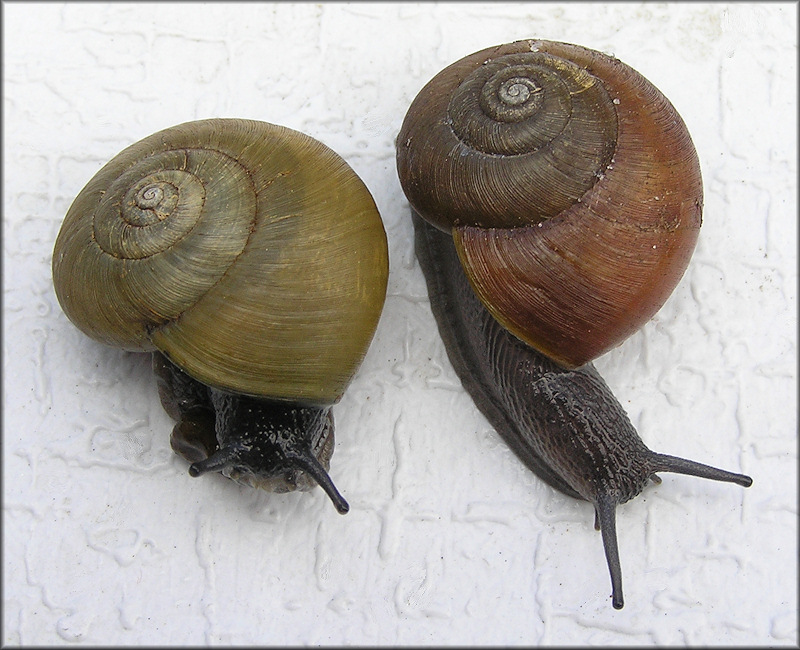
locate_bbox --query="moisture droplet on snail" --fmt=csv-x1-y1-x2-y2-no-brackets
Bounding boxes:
52,118,389,514
395,39,752,609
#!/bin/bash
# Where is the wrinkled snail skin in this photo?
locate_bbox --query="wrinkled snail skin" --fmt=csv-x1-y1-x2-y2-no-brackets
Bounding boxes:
153,353,347,513
398,41,753,609
53,118,388,513
412,211,752,609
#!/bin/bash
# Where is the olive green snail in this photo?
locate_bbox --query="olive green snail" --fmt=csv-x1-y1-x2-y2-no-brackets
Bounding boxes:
52,118,389,514
396,40,752,609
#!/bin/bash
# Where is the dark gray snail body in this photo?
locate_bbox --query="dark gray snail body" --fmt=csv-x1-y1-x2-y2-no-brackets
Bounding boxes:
153,353,348,513
412,211,752,609
397,40,752,608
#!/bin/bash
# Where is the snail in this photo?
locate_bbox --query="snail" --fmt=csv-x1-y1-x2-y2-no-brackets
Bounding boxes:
52,118,389,514
396,40,752,608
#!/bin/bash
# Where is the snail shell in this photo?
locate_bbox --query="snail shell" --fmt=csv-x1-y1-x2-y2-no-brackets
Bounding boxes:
397,39,702,368
53,118,389,512
397,40,751,608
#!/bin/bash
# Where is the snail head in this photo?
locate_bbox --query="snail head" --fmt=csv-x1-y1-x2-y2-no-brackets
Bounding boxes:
188,392,349,514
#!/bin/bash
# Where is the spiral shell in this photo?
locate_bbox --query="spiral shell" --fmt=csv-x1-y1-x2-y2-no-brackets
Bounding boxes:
396,40,702,368
53,118,388,404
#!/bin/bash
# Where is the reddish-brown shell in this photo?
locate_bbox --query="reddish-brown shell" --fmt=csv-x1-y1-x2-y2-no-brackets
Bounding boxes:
396,39,702,368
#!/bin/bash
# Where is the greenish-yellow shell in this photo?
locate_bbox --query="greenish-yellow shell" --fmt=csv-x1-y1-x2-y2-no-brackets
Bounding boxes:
53,118,389,405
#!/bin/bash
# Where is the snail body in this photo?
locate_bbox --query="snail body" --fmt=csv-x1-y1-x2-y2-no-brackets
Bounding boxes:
53,118,389,513
412,212,751,608
397,40,752,608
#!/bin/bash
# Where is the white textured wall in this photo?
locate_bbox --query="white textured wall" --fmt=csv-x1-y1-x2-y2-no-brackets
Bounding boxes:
3,2,797,645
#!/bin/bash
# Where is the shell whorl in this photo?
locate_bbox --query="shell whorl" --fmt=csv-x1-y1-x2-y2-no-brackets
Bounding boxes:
397,40,702,368
54,118,389,404
67,145,256,347
437,50,618,228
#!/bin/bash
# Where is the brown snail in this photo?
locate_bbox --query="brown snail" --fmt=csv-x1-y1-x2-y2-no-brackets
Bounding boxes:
396,40,752,609
52,118,389,514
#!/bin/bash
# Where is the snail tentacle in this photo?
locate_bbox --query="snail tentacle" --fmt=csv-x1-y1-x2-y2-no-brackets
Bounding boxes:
288,453,350,515
188,444,243,477
649,453,753,488
595,493,624,610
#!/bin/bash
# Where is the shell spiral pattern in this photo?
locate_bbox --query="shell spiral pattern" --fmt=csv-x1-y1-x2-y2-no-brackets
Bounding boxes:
428,51,618,227
53,118,389,405
397,40,703,368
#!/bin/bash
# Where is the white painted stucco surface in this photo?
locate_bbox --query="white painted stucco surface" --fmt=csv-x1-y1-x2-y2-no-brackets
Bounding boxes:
3,2,797,645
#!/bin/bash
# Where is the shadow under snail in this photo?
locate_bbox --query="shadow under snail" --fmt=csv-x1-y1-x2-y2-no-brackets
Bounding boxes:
395,39,753,609
52,118,389,514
